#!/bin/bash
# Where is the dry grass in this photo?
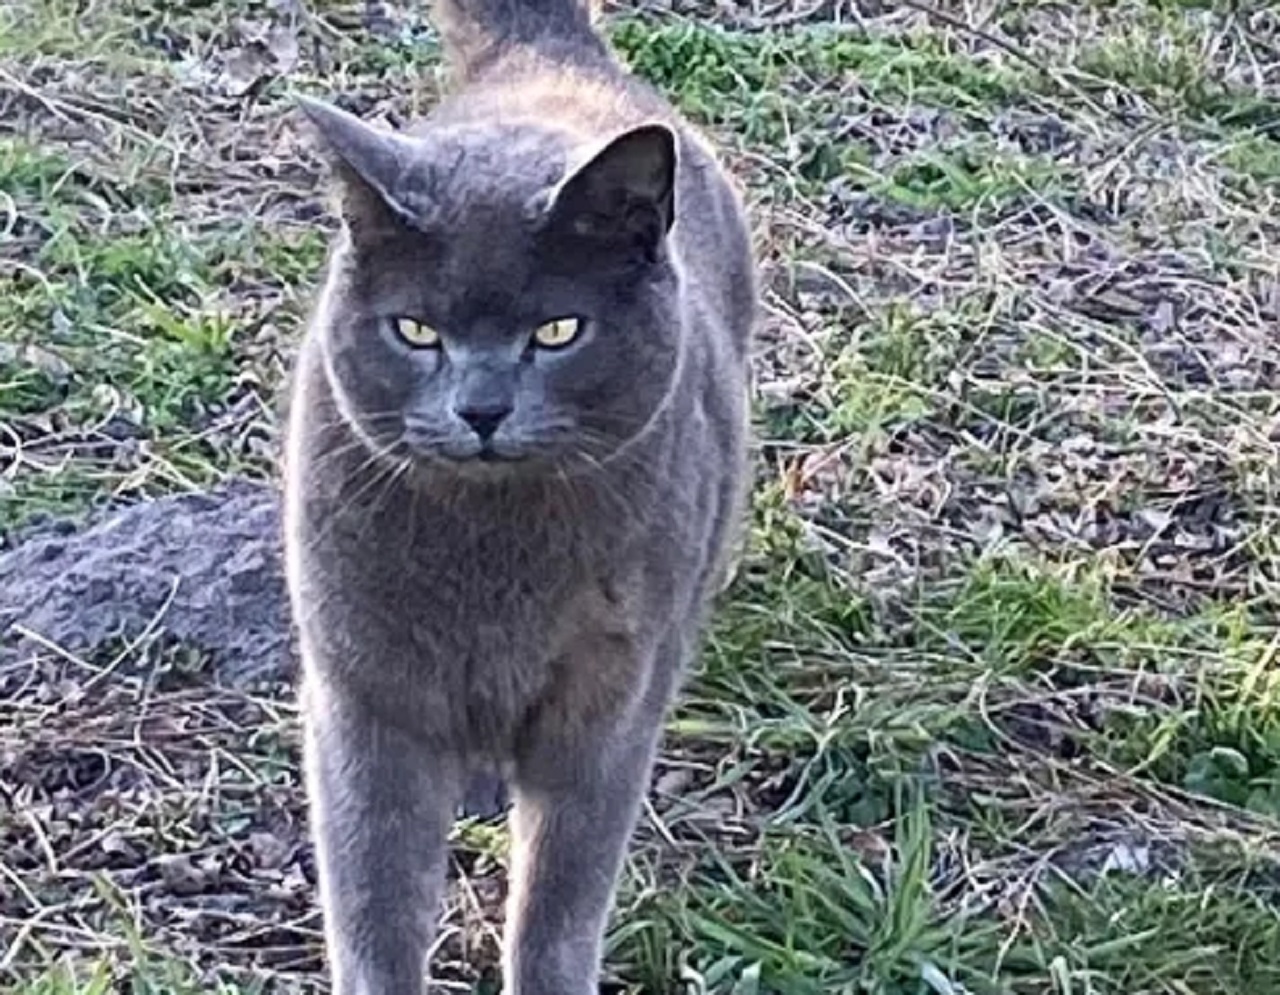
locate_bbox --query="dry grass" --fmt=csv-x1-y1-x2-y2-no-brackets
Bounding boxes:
3,0,1280,992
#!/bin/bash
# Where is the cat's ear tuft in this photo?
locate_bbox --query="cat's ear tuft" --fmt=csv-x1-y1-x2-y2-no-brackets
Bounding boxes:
295,95,420,245
544,123,677,264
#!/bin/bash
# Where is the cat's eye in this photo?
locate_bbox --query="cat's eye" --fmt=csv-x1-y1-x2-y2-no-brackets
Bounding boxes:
532,317,582,350
395,317,441,349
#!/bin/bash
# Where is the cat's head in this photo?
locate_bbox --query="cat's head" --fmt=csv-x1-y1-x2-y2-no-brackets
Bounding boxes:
298,96,682,478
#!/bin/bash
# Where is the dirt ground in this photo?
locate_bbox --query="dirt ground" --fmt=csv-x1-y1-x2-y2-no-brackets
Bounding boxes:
2,1,1279,992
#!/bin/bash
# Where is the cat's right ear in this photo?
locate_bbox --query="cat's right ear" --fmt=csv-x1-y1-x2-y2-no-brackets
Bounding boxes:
295,96,421,246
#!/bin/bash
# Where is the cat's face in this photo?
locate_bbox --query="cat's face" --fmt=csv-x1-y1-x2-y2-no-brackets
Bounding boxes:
302,99,682,478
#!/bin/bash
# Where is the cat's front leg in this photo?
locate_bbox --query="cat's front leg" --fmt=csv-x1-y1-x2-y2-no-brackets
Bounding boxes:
502,644,677,995
303,676,463,995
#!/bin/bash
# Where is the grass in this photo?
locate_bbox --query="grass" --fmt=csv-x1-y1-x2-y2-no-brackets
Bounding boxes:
2,0,1280,992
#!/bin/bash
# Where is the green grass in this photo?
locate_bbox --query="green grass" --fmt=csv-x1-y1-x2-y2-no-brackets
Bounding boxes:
18,957,262,995
1072,14,1280,134
0,135,322,529
3,0,1280,992
610,20,1065,204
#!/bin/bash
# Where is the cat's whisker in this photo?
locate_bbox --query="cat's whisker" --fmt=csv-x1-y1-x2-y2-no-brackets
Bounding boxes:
297,413,412,477
559,446,651,522
344,454,416,553
301,438,411,560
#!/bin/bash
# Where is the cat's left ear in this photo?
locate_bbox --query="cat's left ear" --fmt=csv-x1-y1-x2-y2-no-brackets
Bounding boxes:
295,95,423,246
543,123,677,265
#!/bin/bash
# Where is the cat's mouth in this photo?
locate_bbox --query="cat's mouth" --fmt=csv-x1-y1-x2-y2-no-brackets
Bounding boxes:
433,445,540,481
435,439,533,469
476,445,523,464
404,429,557,474
412,433,530,466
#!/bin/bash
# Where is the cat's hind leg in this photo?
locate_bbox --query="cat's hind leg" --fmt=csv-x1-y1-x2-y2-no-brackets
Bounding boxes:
303,684,463,995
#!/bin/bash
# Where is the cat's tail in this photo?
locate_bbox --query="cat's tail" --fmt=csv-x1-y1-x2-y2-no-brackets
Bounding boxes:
433,0,611,82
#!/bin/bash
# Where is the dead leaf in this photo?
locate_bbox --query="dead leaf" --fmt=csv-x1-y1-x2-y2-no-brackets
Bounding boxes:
1150,298,1176,333
248,831,290,870
22,344,73,382
652,767,693,798
266,24,300,74
219,48,271,97
156,853,208,895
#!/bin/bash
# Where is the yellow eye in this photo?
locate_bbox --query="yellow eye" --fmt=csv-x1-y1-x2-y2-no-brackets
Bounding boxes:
395,317,441,348
533,317,582,350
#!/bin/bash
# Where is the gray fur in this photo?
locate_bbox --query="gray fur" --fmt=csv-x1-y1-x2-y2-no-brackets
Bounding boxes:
282,1,757,991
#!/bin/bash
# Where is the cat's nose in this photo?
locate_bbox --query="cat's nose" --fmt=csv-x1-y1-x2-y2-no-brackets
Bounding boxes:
456,401,513,441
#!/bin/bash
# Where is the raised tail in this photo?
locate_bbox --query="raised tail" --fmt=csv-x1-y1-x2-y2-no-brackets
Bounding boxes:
433,0,610,81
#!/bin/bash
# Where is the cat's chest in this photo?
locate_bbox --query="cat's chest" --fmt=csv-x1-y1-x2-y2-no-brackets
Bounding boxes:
355,497,622,651
307,501,645,750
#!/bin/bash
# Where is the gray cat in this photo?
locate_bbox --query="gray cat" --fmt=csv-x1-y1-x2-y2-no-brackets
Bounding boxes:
281,0,757,991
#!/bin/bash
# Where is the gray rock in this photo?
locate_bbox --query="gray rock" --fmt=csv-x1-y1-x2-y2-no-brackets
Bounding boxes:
1,478,292,686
